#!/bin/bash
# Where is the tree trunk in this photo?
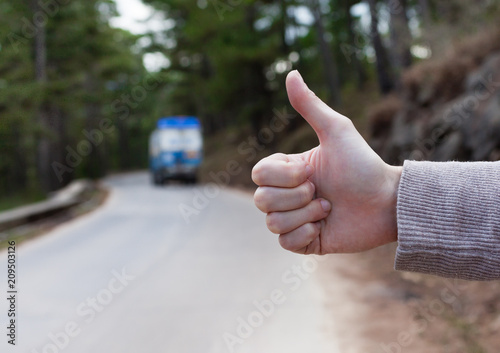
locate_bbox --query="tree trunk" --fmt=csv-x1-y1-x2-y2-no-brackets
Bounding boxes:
345,0,367,89
389,0,412,74
117,118,131,170
310,0,341,106
419,0,431,25
11,125,28,193
84,71,106,178
367,0,394,94
32,0,53,192
244,5,273,138
279,0,289,54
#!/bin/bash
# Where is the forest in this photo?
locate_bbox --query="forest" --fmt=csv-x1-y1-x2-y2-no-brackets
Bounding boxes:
1,0,499,207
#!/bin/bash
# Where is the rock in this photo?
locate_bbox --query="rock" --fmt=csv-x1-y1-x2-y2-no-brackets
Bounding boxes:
432,131,464,161
372,50,500,163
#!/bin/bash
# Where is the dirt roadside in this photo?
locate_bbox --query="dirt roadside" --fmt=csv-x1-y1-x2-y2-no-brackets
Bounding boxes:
318,244,500,353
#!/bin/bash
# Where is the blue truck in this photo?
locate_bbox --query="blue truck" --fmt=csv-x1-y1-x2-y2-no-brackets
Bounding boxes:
149,116,203,185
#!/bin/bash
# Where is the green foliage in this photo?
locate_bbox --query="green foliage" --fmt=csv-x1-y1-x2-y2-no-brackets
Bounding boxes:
0,0,160,199
1,0,498,206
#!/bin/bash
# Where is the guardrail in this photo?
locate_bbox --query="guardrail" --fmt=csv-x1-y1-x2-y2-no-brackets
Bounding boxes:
0,180,94,232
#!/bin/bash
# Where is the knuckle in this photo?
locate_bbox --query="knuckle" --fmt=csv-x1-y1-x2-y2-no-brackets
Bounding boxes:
301,182,315,203
266,212,281,234
251,164,264,185
303,223,319,241
290,166,305,186
253,188,271,212
278,234,293,251
337,116,354,131
279,223,318,252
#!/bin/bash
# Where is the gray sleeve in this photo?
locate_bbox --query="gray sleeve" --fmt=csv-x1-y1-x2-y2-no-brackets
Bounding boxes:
395,160,500,280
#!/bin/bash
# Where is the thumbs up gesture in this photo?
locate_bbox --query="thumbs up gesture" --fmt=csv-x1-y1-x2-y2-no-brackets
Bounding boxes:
252,71,402,255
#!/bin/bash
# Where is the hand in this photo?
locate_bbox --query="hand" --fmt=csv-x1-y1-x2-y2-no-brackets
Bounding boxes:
252,70,402,255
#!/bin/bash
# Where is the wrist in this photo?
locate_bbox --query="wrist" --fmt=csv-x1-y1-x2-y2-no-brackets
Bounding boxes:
380,165,402,245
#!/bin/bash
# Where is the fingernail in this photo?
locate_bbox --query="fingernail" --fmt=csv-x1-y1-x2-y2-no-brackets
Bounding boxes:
320,199,331,212
305,165,314,177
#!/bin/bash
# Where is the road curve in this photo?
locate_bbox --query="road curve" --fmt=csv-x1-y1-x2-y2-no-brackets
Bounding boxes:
0,172,340,353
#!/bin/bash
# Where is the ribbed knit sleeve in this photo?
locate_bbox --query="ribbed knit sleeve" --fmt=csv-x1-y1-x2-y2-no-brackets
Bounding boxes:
395,160,500,280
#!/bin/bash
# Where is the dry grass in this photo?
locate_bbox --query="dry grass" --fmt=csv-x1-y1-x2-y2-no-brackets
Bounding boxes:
320,244,500,352
401,27,500,105
367,26,500,142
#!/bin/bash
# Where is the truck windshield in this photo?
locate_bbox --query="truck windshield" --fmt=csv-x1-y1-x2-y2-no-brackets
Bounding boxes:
158,128,202,151
182,128,202,150
159,129,181,151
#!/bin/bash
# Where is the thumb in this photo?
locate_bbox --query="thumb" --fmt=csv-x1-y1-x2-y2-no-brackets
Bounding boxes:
286,70,350,143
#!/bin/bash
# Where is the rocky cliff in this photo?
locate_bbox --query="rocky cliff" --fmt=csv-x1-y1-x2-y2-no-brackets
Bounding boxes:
369,28,500,165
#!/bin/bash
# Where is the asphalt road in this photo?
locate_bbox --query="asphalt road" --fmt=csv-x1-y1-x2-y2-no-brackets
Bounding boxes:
0,172,341,353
